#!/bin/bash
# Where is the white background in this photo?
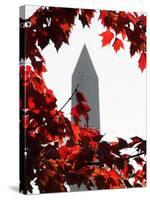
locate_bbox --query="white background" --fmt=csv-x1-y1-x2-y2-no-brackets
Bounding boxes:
0,0,149,199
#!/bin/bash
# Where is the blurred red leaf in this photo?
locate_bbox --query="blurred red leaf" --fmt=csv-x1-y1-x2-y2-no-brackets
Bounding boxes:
67,145,80,161
28,97,36,109
113,38,124,52
71,123,81,143
138,52,146,72
76,91,87,103
71,101,91,125
79,9,95,27
134,157,144,166
58,145,68,159
100,30,114,47
127,13,137,25
99,10,108,25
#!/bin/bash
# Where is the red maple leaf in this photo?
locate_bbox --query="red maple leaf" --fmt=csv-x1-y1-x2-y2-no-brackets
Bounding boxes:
71,90,91,125
60,23,71,33
138,52,146,72
58,145,68,159
121,28,126,40
100,30,114,47
99,10,108,25
28,97,36,109
71,102,91,124
71,105,80,123
127,13,137,25
67,145,80,161
71,123,81,143
79,9,95,27
113,38,124,52
76,91,87,103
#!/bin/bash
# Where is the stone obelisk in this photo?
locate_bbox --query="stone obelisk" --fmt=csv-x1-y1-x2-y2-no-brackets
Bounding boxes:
71,45,100,191
72,44,100,129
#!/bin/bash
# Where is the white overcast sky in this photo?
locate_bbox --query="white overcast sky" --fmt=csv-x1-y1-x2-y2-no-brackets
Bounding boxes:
25,6,146,141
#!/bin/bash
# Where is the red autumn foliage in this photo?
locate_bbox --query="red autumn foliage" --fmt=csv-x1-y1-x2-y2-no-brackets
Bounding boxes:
99,11,146,71
100,30,114,47
113,38,124,52
20,7,147,78
71,91,91,125
20,7,146,194
138,52,146,72
79,9,95,27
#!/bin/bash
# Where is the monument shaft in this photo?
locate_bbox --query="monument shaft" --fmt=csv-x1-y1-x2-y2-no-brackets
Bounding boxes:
72,45,100,129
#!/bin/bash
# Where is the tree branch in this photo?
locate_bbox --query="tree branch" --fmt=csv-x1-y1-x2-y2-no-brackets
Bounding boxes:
50,83,79,119
128,152,145,159
86,152,145,166
58,83,79,113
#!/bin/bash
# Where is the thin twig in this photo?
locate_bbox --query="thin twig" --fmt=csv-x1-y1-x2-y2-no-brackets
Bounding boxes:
128,152,145,159
58,83,79,113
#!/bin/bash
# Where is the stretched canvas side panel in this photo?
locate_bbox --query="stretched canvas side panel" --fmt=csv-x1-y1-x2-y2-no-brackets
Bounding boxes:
19,6,28,194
